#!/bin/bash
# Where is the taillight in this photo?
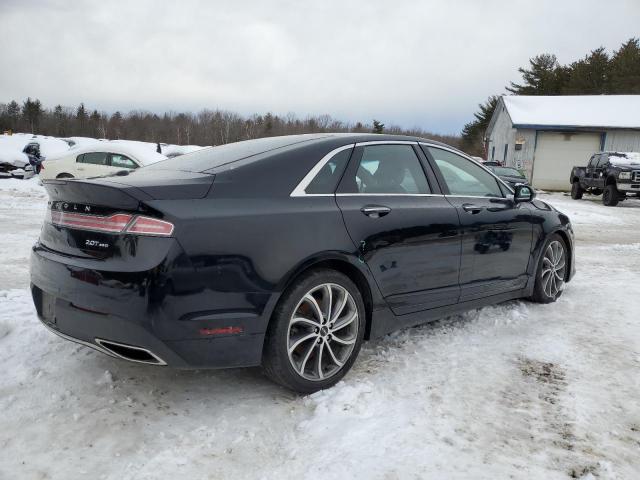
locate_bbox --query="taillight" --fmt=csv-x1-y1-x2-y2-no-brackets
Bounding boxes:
50,211,133,233
125,216,174,236
48,211,174,236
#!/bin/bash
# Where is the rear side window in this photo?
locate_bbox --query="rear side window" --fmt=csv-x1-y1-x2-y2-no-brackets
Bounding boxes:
109,154,138,169
341,145,431,194
78,152,108,166
427,147,502,198
305,148,351,194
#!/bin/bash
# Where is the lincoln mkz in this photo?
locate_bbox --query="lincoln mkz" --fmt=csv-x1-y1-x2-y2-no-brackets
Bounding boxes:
30,134,575,392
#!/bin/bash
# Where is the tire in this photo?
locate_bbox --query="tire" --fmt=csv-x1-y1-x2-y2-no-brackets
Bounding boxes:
570,181,583,200
56,173,74,179
262,269,366,394
602,184,619,206
530,233,568,304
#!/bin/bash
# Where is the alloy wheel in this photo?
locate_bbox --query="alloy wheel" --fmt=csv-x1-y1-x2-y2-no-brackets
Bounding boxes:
541,240,566,298
287,283,359,381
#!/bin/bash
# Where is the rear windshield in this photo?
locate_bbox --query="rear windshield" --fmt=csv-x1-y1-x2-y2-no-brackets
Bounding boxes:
144,135,330,172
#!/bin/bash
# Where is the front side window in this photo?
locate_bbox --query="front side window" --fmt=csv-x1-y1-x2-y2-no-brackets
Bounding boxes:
110,154,138,169
78,152,108,166
427,147,503,198
596,154,608,168
305,148,351,194
342,145,430,194
588,154,599,168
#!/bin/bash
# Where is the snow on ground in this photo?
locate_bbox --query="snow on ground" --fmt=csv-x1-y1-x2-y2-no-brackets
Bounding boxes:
0,186,639,480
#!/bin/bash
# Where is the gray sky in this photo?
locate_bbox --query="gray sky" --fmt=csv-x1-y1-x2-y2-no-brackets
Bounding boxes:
1,0,638,135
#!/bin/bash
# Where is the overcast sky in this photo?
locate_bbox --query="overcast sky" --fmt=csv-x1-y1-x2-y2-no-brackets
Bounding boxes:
1,0,638,135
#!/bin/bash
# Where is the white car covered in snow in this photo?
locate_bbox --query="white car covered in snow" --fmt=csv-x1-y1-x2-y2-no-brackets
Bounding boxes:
39,143,167,180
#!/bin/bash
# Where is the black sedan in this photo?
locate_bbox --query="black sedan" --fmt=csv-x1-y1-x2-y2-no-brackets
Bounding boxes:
487,165,529,188
31,134,575,393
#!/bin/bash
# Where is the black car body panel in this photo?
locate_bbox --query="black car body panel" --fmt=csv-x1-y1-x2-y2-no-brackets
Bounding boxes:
30,134,575,369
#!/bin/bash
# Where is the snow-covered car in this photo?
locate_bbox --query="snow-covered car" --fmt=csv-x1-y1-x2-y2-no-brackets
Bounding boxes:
0,142,41,179
39,143,167,180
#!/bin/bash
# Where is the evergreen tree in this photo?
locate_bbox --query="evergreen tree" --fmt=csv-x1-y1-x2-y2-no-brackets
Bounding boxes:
461,96,499,155
563,47,610,94
372,119,384,134
507,54,566,95
6,100,20,131
53,105,66,136
76,103,88,135
21,97,44,133
609,38,640,94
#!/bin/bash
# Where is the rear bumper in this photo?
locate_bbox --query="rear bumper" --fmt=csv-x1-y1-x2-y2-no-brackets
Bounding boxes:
30,242,272,369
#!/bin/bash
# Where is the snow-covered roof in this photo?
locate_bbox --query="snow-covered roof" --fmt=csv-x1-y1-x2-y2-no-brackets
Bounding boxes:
502,95,640,129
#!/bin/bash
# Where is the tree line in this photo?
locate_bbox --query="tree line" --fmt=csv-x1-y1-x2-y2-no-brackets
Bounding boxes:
0,100,459,148
462,37,640,155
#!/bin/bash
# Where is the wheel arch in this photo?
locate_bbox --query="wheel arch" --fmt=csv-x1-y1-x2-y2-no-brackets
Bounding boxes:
605,175,617,186
274,253,377,340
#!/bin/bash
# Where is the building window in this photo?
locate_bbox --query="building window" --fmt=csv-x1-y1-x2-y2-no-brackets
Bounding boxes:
491,146,495,161
503,144,508,162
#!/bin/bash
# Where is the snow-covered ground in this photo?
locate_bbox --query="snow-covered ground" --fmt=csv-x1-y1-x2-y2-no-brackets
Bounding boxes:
0,182,639,480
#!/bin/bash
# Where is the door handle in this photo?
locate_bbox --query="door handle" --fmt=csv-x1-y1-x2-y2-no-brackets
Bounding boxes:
462,203,484,214
361,205,391,218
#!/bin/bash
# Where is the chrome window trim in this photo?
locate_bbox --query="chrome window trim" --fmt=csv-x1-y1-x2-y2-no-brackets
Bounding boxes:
290,143,355,197
355,140,419,147
335,193,443,197
419,142,516,195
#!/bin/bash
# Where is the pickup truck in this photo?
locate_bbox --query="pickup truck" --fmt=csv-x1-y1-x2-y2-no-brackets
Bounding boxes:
570,151,640,206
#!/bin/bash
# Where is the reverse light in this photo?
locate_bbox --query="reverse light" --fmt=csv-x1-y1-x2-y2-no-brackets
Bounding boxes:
48,211,174,236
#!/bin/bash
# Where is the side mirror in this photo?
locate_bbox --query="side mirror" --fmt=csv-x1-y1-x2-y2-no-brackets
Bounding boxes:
514,184,535,202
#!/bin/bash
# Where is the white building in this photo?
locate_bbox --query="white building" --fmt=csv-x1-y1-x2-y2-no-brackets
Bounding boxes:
485,95,640,190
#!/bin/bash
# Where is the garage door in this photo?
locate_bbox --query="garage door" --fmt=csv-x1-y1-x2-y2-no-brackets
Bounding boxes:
532,132,601,190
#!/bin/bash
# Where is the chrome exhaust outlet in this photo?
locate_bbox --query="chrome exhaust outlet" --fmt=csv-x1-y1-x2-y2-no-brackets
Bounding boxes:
94,338,167,366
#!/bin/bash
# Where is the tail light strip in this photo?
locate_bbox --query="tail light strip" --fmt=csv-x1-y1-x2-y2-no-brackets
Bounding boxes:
48,211,174,236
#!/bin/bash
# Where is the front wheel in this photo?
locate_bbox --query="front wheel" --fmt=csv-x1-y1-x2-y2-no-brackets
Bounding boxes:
531,234,568,304
570,181,583,199
602,184,620,206
262,269,366,393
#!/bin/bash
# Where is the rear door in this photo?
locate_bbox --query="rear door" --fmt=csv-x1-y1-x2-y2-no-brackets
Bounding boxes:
335,142,461,315
76,152,111,177
423,145,533,301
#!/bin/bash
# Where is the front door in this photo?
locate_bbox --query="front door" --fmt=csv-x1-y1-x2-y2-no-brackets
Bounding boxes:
336,143,461,315
423,146,533,301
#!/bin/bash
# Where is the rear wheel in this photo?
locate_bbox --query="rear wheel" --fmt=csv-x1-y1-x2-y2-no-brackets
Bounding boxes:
602,184,619,206
262,269,365,393
531,234,568,304
570,181,583,199
56,173,74,179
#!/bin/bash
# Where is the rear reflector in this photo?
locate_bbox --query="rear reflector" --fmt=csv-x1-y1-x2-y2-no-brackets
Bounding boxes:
48,211,174,237
199,326,244,336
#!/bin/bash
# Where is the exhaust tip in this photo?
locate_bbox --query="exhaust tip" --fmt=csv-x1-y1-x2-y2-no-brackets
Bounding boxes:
95,338,167,366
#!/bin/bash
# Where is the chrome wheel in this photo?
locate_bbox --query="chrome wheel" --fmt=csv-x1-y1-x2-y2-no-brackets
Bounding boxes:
287,283,359,381
541,240,566,298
